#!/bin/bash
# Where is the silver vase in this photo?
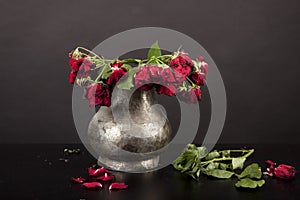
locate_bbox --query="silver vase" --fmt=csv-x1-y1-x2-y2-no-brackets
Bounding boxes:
88,89,172,172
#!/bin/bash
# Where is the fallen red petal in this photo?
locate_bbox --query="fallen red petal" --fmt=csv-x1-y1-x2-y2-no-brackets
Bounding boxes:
71,177,86,183
83,182,102,189
265,160,276,166
88,167,107,176
96,173,114,181
109,182,128,190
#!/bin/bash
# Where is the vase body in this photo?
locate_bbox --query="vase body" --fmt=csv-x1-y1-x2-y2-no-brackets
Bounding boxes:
88,89,171,172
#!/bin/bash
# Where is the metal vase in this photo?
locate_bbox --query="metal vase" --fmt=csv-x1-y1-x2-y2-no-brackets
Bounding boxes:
88,89,172,172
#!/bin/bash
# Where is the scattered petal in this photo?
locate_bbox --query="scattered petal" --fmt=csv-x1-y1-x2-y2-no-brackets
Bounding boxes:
265,160,276,166
88,167,107,176
109,182,128,190
72,177,86,183
83,182,102,189
96,173,114,181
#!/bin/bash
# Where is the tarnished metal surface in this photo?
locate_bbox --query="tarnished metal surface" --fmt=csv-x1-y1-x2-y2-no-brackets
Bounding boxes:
88,89,171,172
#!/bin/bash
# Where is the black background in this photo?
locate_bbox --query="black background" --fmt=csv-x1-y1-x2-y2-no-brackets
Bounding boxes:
1,0,300,144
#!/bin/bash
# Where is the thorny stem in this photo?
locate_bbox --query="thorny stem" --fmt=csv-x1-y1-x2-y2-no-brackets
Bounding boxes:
200,149,255,166
77,47,103,60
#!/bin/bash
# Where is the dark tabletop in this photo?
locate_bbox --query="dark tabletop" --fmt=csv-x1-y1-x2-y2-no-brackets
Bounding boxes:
0,144,298,200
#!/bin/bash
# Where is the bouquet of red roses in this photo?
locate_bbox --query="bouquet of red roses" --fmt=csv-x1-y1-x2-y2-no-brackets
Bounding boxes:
68,42,208,107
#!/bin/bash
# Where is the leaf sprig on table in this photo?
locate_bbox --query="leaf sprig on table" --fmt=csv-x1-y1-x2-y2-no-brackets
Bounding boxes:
172,144,265,189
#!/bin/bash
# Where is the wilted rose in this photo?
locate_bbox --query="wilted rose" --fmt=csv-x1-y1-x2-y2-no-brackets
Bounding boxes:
265,160,296,180
69,71,77,84
177,87,201,104
274,164,296,180
107,68,127,86
189,72,205,86
168,54,193,77
85,84,111,107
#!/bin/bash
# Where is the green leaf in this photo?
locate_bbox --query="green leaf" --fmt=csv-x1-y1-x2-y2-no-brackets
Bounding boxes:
173,147,197,171
196,169,201,177
147,41,161,60
237,163,262,179
181,158,195,172
117,68,137,90
221,150,230,158
122,58,142,64
102,70,112,79
206,169,234,179
205,150,220,160
232,157,246,170
219,163,229,170
206,162,219,170
197,146,208,159
98,65,112,80
121,64,132,71
235,178,265,189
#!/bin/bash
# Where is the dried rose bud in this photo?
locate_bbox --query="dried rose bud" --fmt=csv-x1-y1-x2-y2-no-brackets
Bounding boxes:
265,160,296,180
274,164,296,180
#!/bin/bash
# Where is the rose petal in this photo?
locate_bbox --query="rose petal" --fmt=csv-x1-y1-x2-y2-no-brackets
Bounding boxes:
83,182,102,189
109,182,128,190
96,173,114,181
265,160,276,166
71,177,86,183
88,167,107,176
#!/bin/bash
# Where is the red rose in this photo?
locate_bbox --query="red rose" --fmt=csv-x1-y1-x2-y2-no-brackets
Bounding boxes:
80,59,93,72
69,57,84,72
274,164,296,180
110,61,123,69
169,54,193,77
77,59,95,79
201,62,208,78
161,68,176,83
135,65,163,89
173,70,186,84
107,68,127,86
171,63,191,78
177,88,201,104
148,65,163,82
189,73,205,86
107,61,127,86
85,84,111,107
197,56,204,62
265,160,296,180
156,84,177,96
194,88,201,100
135,66,151,87
69,71,77,84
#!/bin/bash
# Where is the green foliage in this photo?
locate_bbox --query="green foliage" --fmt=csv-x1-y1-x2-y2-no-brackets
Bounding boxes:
121,64,133,71
237,163,262,179
147,41,161,61
117,68,137,90
172,144,265,189
232,157,246,170
235,178,265,188
205,169,234,179
205,150,220,160
98,65,111,80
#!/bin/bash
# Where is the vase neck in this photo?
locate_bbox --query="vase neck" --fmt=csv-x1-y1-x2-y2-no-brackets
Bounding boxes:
129,89,157,123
